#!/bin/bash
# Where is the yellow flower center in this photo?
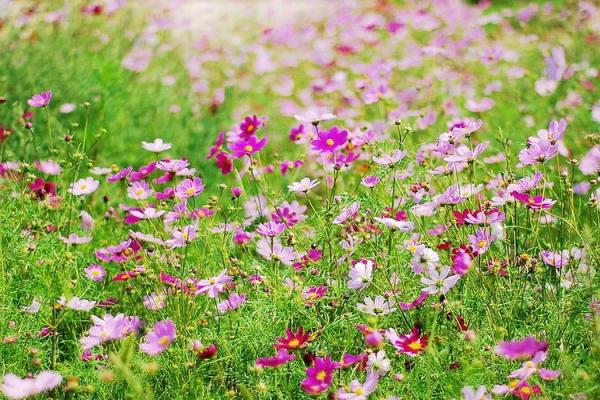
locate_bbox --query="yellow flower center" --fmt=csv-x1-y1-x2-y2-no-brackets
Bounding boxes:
326,139,334,146
478,240,487,248
247,125,255,132
92,270,101,276
508,379,520,389
408,341,422,351
80,184,88,190
158,336,171,346
209,278,217,284
316,371,327,381
288,339,300,348
244,145,253,152
136,189,145,196
353,387,364,395
186,188,196,196
520,387,531,395
527,197,535,204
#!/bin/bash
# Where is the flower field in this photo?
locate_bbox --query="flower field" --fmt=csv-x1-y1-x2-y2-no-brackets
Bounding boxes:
1,0,599,399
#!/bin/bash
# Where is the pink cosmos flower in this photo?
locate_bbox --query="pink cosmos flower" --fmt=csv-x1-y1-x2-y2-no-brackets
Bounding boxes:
495,337,548,360
195,270,232,298
518,139,557,166
35,160,61,175
333,202,360,224
272,201,307,227
256,238,299,265
69,177,99,196
372,149,407,166
228,136,268,158
107,166,132,183
140,319,176,355
311,126,348,153
174,177,205,199
256,221,286,237
398,291,430,310
469,228,496,254
361,175,380,188
27,91,52,108
462,386,491,400
80,314,141,350
217,293,247,313
129,207,165,220
540,250,570,268
511,191,556,210
579,145,600,175
95,239,141,263
336,373,379,400
466,98,495,112
127,181,154,200
301,356,341,395
373,217,413,232
143,292,167,311
80,211,95,231
1,371,62,399
347,260,373,290
59,233,93,245
59,296,96,311
255,349,295,368
84,264,106,281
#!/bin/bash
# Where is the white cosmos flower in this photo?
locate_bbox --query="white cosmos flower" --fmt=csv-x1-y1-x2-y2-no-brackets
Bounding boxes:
142,138,172,153
288,177,320,194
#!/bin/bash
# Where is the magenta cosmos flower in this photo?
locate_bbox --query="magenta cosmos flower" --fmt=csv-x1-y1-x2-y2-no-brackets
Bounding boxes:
174,177,205,199
385,327,428,357
255,349,295,368
311,126,348,153
228,136,267,158
301,356,341,395
495,336,548,360
511,191,556,210
27,91,52,108
239,115,262,139
1,371,62,399
140,319,176,355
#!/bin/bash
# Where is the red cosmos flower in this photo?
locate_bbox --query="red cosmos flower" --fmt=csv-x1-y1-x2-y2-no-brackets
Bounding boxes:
385,327,428,357
453,208,472,225
0,126,12,142
275,327,313,351
511,191,556,210
28,177,56,199
215,151,233,175
197,343,218,359
512,381,542,400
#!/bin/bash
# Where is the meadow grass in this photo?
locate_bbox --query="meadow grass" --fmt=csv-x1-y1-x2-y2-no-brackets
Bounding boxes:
0,1,599,399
